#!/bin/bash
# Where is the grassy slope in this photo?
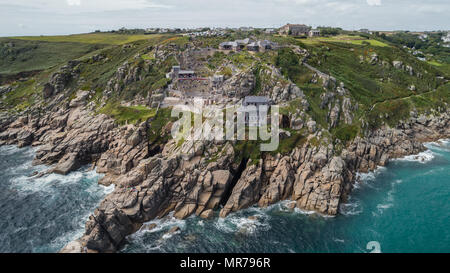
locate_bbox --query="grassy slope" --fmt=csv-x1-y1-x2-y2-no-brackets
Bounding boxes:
11,33,160,45
300,34,389,47
1,33,176,111
304,40,447,127
0,38,104,75
99,103,157,125
0,33,164,75
2,31,448,153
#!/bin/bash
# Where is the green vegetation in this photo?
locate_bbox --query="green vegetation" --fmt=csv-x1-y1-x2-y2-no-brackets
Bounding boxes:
275,130,307,155
74,36,175,101
99,102,156,125
233,128,307,165
317,27,343,36
380,32,450,63
275,47,302,79
207,51,227,70
0,38,104,75
1,28,448,158
331,124,359,143
148,107,178,145
11,33,161,45
233,140,262,165
300,35,389,47
3,79,37,110
218,67,233,78
227,51,255,68
251,65,262,95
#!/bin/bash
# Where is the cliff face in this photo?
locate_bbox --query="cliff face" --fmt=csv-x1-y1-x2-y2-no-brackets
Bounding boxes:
1,90,448,252
69,110,450,253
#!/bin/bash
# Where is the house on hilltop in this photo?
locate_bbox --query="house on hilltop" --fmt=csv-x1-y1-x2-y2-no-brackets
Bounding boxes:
247,40,278,52
220,39,277,52
309,29,320,37
279,24,311,36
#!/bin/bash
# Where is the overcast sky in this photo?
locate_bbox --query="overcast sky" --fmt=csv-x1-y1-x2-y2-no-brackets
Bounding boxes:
1,0,449,36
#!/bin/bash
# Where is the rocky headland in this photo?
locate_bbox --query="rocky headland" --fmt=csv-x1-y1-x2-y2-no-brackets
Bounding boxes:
1,33,449,253
0,92,448,252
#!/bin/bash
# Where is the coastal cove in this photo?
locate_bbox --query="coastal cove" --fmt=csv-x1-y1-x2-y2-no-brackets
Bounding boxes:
0,140,448,253
0,145,113,253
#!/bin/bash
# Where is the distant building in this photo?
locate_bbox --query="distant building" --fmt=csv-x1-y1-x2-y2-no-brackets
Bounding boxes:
309,29,320,37
264,28,275,34
241,96,271,126
359,29,371,34
219,41,235,50
234,38,252,51
166,66,195,80
247,42,259,52
418,34,428,41
247,40,278,52
240,27,254,32
442,33,450,43
242,96,270,107
220,39,277,52
279,24,311,36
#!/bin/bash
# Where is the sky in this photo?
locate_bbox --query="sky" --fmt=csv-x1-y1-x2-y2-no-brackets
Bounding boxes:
0,0,449,36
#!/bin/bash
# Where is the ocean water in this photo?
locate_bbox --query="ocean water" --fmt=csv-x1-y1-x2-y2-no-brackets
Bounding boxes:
122,140,450,253
0,140,448,253
0,145,113,253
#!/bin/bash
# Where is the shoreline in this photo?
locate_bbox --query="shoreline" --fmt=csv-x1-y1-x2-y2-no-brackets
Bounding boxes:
0,106,448,253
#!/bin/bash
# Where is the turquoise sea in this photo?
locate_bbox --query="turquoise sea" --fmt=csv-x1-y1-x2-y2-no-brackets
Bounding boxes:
0,140,448,253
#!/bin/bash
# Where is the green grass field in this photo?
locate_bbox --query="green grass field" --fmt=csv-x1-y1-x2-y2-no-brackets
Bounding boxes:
99,103,157,125
0,33,171,77
427,60,450,75
11,33,162,45
299,35,390,47
0,38,104,75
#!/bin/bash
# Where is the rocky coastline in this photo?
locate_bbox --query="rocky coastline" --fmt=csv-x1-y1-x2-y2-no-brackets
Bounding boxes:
0,91,448,253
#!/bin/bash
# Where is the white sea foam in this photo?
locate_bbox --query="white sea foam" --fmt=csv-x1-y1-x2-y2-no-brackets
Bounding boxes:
354,166,386,191
0,145,36,156
425,140,450,153
138,213,186,235
214,207,270,235
293,207,316,215
374,179,402,216
124,213,187,252
339,198,363,216
101,184,115,194
395,150,435,163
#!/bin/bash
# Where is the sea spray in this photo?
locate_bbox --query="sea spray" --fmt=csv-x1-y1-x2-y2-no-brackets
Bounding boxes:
0,146,111,253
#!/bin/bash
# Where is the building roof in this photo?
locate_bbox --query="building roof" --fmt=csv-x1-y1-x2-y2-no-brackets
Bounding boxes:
178,70,195,74
235,39,248,45
243,96,270,104
259,40,274,47
283,24,310,32
220,41,239,47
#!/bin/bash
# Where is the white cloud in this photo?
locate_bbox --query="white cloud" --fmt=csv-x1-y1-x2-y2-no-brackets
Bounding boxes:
0,0,171,12
67,0,81,6
1,0,449,36
367,0,382,6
